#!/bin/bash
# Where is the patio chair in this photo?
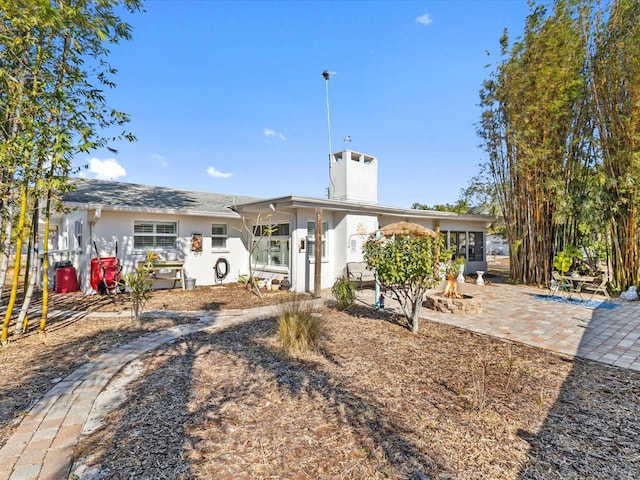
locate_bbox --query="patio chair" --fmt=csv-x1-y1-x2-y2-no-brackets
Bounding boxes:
550,271,573,298
583,276,610,301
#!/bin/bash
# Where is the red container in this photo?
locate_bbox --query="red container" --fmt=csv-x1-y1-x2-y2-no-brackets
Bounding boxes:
90,257,121,293
55,267,78,293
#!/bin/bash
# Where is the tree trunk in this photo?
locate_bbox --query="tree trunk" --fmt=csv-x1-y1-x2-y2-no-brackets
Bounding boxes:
1,186,28,344
0,197,14,301
39,191,53,333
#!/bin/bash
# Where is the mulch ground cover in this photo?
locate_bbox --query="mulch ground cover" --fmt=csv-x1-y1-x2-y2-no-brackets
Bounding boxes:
1,283,639,479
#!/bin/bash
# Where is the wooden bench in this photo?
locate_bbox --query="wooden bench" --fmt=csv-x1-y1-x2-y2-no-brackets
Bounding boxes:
138,260,186,290
346,262,376,289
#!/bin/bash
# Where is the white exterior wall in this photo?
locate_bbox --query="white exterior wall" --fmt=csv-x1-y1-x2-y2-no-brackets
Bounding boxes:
54,204,489,295
329,150,378,204
291,210,378,293
81,211,248,293
43,211,88,291
343,214,378,264
289,208,339,293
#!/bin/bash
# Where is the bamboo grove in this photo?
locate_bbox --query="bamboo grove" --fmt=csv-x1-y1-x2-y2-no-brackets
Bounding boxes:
478,0,640,290
0,0,140,343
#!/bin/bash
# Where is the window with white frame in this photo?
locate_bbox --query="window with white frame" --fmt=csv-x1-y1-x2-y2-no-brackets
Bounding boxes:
134,221,177,249
306,221,328,259
74,220,83,250
211,223,228,249
251,223,290,267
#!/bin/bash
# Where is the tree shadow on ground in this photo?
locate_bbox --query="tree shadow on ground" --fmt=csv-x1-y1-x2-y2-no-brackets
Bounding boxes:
349,299,406,329
517,305,640,479
72,315,444,479
0,315,198,449
72,341,197,479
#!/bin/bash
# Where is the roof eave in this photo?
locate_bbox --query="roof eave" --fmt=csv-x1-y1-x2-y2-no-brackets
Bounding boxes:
235,196,495,222
62,202,242,218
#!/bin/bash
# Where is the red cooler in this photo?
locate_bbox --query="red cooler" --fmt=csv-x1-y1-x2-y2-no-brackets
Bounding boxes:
55,267,79,293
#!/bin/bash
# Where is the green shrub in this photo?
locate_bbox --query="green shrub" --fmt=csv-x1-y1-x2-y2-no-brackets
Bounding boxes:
331,275,356,310
277,296,324,356
121,266,152,322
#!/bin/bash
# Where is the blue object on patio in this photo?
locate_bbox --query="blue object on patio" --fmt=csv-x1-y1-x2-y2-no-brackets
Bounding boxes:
534,294,620,310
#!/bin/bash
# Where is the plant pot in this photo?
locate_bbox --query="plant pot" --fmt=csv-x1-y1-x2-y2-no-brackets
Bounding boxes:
271,284,280,291
280,277,291,291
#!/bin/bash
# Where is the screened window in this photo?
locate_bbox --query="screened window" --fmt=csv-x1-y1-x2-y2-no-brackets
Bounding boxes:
211,223,228,249
448,231,484,261
251,223,290,268
449,231,467,259
134,221,177,249
468,232,484,261
306,221,328,259
74,220,83,250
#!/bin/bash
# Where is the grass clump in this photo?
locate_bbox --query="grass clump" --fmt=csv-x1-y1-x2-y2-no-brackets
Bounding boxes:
277,296,324,356
331,275,356,311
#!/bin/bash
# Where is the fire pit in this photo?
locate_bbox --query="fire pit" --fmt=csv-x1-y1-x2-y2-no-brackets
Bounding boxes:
424,275,482,314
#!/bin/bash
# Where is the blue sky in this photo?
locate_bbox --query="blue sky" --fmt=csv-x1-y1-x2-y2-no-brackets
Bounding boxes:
76,0,531,208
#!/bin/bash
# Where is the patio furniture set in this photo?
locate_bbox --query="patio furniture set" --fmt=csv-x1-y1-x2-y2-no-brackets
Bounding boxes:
550,271,610,301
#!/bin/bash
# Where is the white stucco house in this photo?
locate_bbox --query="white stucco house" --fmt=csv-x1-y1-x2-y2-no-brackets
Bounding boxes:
49,149,493,294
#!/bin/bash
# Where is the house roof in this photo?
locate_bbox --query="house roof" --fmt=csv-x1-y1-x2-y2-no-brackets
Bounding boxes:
62,178,258,217
62,178,494,224
235,195,495,223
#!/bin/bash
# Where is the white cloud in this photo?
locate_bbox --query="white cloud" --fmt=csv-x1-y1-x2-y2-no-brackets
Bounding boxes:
151,153,168,167
263,128,286,141
86,158,126,180
416,13,433,26
207,166,232,179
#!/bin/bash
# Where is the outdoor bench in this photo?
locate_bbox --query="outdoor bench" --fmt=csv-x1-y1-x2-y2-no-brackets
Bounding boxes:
346,262,376,289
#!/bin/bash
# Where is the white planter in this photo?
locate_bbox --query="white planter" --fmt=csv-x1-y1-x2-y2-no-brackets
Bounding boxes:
457,266,465,283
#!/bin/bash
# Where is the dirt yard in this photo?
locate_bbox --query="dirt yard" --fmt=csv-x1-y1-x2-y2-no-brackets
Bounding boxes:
1,283,639,479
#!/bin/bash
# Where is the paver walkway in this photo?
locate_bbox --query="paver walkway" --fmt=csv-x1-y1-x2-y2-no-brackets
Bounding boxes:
0,283,638,480
360,281,640,370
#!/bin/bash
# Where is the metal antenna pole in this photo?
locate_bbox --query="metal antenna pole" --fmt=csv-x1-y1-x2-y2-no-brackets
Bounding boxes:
322,70,335,164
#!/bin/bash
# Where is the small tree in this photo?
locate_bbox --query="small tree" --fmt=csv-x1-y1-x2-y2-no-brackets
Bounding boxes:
235,213,276,298
121,267,152,322
363,234,443,333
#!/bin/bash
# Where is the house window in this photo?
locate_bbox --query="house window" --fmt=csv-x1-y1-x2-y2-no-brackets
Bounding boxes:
74,220,83,250
468,232,484,261
251,223,290,268
134,221,177,249
211,223,228,249
306,221,328,259
448,231,484,262
449,231,467,259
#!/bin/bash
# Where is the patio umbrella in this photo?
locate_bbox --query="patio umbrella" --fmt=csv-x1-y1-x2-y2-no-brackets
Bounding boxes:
378,221,437,238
